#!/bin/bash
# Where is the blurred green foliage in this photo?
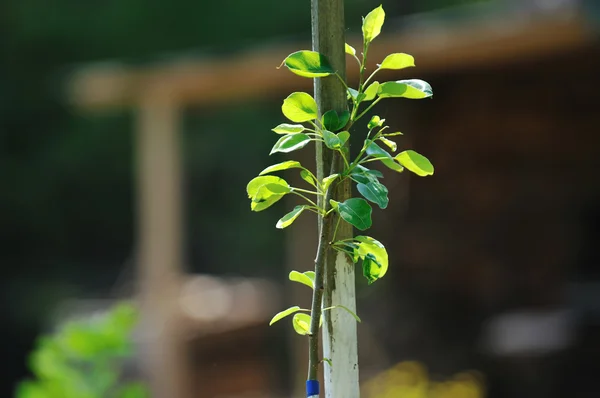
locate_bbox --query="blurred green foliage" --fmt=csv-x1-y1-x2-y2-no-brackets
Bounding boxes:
14,303,147,398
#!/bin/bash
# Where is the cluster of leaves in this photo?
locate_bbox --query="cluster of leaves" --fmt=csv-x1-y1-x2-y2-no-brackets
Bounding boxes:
15,303,148,398
246,5,434,334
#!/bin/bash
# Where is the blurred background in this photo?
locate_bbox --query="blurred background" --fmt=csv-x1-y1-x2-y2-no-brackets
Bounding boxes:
2,0,600,397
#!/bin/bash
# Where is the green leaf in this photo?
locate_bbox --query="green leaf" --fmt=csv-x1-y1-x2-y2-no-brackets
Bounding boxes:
247,176,290,211
357,181,389,209
277,205,306,229
362,5,385,44
322,174,339,192
265,183,291,194
270,133,311,154
260,161,302,175
345,43,356,56
337,111,350,130
250,185,285,212
337,131,350,145
323,130,342,149
303,271,316,284
347,87,359,101
300,170,317,188
366,141,404,172
355,164,384,178
354,236,389,283
364,81,380,101
292,313,312,335
272,123,305,135
395,150,434,176
379,53,415,70
270,306,302,326
384,131,403,137
378,79,433,99
331,198,373,231
379,137,397,152
282,92,318,122
367,115,385,129
289,270,314,289
283,50,335,78
322,110,339,131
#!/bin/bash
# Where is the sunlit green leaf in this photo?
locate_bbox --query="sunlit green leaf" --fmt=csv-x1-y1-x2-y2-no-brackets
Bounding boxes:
354,236,388,283
260,161,302,175
362,5,385,44
265,183,291,194
322,174,339,192
356,180,389,209
384,131,403,137
270,133,311,154
365,141,404,172
379,53,415,70
247,176,290,211
379,137,397,152
345,43,356,56
364,81,380,101
292,313,312,335
378,79,433,99
331,198,372,231
395,150,434,176
368,115,385,129
272,123,305,135
269,306,302,326
276,205,306,229
323,130,342,149
283,51,335,78
322,110,339,132
304,271,316,284
300,170,317,188
289,270,314,289
282,92,318,122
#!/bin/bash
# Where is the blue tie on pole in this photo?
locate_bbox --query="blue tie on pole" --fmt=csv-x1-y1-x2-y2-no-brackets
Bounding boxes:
306,380,319,397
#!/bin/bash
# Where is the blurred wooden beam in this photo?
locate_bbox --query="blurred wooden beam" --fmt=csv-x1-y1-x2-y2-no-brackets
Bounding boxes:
67,14,591,111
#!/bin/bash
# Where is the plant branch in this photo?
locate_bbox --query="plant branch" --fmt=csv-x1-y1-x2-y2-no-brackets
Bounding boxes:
354,97,382,122
307,180,334,381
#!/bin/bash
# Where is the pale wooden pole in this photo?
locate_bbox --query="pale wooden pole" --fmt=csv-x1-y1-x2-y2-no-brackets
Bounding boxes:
311,1,360,397
136,88,190,398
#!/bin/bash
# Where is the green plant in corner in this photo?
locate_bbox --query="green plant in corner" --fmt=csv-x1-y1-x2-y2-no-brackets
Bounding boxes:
15,302,148,398
247,4,434,397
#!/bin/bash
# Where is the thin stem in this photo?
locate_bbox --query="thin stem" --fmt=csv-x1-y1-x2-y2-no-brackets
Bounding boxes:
307,182,334,381
338,149,350,169
358,42,369,91
293,187,324,196
306,206,326,216
292,191,318,208
331,216,342,243
335,72,349,92
308,120,321,133
354,97,382,123
362,67,380,87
